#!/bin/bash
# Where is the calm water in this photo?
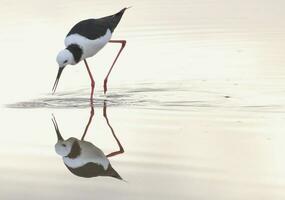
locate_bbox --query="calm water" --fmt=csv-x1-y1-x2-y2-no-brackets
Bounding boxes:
1,0,285,199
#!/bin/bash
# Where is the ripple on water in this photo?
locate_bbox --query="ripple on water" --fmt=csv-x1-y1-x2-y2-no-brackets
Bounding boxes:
6,82,201,110
6,81,285,113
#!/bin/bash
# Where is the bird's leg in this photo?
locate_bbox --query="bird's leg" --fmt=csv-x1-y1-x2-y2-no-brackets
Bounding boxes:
104,40,126,94
81,104,94,141
103,101,124,157
84,59,95,102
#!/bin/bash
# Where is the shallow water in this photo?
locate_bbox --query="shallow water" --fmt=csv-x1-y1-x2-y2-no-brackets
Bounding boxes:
1,0,285,199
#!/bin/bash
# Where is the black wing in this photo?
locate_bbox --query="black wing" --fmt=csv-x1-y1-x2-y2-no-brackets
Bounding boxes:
66,8,127,40
65,163,122,179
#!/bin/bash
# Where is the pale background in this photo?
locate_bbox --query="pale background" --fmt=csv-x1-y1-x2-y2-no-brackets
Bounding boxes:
1,0,285,199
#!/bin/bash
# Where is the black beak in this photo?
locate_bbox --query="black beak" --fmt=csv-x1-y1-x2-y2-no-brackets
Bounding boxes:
51,114,63,141
52,67,64,94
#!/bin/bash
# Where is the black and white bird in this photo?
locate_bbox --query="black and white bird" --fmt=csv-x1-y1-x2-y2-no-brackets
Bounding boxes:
51,102,124,179
52,7,130,100
51,117,122,179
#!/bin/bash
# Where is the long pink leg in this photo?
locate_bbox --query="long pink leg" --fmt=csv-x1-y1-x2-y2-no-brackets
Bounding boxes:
84,59,95,102
103,101,124,157
81,104,94,141
104,40,126,94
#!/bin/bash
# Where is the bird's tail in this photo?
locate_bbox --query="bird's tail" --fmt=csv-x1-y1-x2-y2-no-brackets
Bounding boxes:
106,164,124,180
109,7,131,32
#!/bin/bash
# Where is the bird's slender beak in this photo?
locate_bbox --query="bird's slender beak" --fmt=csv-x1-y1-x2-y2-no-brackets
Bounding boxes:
51,114,64,141
52,67,64,94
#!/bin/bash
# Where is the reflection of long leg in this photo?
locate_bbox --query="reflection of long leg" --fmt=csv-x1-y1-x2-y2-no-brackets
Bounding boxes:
81,104,94,141
104,40,126,94
103,101,124,157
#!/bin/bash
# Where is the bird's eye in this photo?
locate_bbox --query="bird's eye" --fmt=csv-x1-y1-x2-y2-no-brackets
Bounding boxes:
63,60,68,64
62,144,66,147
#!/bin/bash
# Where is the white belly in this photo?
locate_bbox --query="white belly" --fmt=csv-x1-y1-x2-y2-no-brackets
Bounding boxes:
64,29,112,60
63,141,110,170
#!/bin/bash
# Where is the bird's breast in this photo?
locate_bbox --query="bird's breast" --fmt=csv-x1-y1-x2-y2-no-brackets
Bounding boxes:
63,142,109,169
65,29,112,59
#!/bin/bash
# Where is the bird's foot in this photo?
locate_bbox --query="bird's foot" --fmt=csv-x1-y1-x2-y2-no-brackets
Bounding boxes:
89,97,94,106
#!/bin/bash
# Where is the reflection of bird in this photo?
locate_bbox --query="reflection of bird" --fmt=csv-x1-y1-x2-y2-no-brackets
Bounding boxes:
52,8,130,100
51,102,124,179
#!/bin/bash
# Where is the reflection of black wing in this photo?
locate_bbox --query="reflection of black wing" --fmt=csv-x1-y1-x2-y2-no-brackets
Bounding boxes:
65,163,122,180
66,8,127,40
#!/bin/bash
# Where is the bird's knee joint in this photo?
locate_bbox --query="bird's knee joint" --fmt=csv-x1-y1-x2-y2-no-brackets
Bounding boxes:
122,41,126,48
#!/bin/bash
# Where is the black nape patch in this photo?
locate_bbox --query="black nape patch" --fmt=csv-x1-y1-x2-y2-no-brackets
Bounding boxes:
66,44,83,63
66,140,81,159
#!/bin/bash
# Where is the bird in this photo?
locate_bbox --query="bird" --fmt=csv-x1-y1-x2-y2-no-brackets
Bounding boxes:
51,101,124,179
52,7,130,100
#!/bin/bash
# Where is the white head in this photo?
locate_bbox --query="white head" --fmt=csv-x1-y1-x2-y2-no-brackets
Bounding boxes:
52,115,79,157
56,49,75,68
55,137,77,157
52,49,75,93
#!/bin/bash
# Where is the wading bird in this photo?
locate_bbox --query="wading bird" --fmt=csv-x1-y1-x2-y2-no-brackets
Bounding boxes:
52,8,129,100
51,101,124,179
